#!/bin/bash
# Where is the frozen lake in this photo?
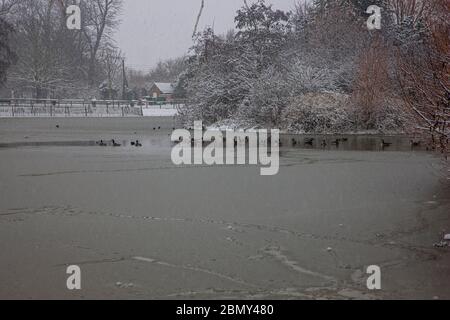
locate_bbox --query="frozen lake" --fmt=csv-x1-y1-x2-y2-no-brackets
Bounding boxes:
0,118,449,299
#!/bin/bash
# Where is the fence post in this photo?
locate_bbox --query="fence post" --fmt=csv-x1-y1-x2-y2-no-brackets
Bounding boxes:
84,101,87,117
11,99,14,117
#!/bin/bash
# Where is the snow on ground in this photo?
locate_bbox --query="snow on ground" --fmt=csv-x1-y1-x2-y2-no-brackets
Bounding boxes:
206,118,406,135
207,119,260,132
142,107,178,117
0,105,179,118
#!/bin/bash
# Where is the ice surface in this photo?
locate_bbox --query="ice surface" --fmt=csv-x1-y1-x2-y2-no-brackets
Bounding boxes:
0,117,449,300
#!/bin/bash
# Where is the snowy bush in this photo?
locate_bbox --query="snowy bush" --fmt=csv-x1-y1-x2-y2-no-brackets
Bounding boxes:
285,60,339,95
282,92,352,133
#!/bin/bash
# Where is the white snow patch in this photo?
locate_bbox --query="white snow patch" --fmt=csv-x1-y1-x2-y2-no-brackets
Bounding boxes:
142,108,178,117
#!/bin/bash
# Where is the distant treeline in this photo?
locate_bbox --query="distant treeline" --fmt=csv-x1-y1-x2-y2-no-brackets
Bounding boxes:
0,0,123,100
0,0,190,101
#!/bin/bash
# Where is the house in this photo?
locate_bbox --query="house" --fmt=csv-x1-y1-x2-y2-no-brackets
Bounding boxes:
148,82,174,102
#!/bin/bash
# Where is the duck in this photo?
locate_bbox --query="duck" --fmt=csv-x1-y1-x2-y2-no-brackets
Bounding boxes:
321,140,327,147
112,139,121,147
131,141,135,146
381,139,392,148
158,126,161,130
292,138,297,146
341,137,348,142
304,138,314,146
411,140,421,147
331,139,340,146
56,125,60,129
135,140,142,147
98,140,107,147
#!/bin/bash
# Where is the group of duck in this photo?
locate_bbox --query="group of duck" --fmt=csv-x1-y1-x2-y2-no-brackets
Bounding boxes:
175,136,420,150
174,136,248,146
94,126,173,148
295,137,421,149
292,137,349,148
96,139,142,148
381,139,421,149
175,136,281,147
381,139,422,149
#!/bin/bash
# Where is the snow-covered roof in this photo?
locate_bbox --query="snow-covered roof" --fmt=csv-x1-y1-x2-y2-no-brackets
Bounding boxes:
153,82,174,94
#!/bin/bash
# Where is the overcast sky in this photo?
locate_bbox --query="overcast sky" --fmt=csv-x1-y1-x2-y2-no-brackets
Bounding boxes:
115,0,296,72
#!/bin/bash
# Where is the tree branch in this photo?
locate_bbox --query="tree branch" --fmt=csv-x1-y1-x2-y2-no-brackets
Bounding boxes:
192,0,205,38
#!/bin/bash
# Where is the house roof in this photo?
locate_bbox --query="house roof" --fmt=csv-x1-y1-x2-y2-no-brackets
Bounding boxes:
153,82,174,94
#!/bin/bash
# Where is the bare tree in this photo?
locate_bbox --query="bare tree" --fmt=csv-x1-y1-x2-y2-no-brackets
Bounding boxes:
0,0,20,16
396,0,449,157
82,0,122,86
192,0,205,38
0,16,16,85
8,0,77,98
99,45,122,99
387,0,432,26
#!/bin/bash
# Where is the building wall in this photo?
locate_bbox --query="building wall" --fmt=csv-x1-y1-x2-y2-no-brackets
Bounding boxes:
149,84,162,98
148,84,173,101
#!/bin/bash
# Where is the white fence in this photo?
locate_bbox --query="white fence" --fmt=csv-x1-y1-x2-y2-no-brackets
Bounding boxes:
0,99,181,118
